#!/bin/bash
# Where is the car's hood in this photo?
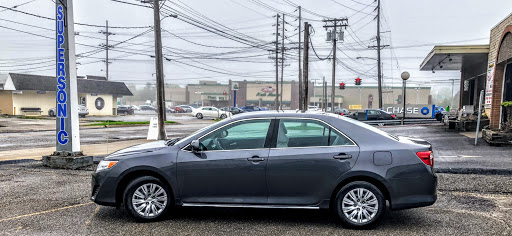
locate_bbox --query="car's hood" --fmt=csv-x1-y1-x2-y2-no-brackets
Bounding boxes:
106,140,168,159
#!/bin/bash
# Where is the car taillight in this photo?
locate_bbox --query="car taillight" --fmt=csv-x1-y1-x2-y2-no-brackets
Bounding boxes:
416,151,434,166
391,114,396,118
340,113,344,115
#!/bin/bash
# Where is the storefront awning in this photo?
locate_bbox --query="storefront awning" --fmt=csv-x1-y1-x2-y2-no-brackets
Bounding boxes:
419,45,489,71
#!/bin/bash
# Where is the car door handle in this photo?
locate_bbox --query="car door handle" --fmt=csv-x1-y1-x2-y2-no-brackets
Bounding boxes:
333,153,352,160
247,156,265,162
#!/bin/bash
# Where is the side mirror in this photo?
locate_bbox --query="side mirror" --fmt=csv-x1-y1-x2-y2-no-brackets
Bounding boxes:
191,140,201,151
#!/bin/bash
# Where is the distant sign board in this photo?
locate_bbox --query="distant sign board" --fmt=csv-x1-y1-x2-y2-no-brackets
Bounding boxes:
383,104,437,118
232,82,239,91
485,60,495,108
349,105,362,110
147,117,167,140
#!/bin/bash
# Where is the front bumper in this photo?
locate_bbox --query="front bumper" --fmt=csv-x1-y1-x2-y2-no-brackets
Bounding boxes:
91,171,117,207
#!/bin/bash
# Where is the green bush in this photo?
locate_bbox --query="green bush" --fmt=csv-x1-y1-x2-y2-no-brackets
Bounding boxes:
501,101,512,107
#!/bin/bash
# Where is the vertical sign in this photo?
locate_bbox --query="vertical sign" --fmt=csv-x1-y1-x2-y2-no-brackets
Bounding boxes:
485,60,495,108
56,0,80,152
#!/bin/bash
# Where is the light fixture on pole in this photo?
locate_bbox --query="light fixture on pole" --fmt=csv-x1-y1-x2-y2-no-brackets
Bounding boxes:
401,71,410,125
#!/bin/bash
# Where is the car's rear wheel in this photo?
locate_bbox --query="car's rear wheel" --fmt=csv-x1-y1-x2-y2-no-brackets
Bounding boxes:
124,111,128,115
220,114,227,119
123,176,172,222
334,181,385,229
49,110,55,117
196,113,203,119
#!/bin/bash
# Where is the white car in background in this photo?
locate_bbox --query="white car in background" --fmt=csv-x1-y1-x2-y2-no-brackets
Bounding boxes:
191,106,231,119
48,104,89,118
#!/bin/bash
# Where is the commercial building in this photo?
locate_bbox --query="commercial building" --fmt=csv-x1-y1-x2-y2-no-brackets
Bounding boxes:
0,73,132,116
420,13,512,129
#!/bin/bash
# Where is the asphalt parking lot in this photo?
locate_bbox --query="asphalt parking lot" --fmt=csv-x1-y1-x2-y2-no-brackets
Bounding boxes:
0,161,511,235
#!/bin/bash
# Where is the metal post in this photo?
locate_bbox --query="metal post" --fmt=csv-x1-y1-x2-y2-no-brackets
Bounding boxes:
233,90,236,107
153,0,166,140
475,90,484,145
402,79,406,125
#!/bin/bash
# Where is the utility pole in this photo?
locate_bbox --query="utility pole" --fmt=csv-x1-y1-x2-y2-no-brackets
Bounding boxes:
100,20,114,80
280,14,285,110
376,0,382,109
323,18,348,113
153,0,166,140
367,0,388,109
298,6,303,111
275,14,280,110
303,22,310,108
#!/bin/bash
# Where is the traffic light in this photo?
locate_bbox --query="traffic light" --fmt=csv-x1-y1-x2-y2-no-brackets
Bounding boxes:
339,82,345,90
355,77,362,85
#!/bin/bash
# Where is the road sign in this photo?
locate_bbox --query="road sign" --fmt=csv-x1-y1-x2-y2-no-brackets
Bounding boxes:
232,82,239,91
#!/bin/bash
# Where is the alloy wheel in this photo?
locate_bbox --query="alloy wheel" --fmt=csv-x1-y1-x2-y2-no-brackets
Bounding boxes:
341,188,379,224
131,183,168,217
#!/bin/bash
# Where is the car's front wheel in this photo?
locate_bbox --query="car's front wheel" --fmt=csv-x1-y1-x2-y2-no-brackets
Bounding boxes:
196,113,203,119
220,114,227,119
123,176,172,222
334,181,385,229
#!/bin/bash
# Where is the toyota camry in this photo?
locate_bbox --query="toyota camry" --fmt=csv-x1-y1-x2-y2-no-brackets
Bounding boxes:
91,111,436,228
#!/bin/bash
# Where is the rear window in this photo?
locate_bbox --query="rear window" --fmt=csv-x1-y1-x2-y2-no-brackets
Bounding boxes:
327,114,399,141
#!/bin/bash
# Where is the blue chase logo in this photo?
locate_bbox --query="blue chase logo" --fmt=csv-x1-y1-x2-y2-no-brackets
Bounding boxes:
56,5,68,145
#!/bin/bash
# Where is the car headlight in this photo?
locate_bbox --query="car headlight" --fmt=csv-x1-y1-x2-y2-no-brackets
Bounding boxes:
96,160,118,172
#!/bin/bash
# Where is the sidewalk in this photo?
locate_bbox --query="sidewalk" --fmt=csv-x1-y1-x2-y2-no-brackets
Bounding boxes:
0,139,149,162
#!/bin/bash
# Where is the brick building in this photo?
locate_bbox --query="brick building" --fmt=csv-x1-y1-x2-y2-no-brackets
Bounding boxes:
420,13,512,129
488,13,512,129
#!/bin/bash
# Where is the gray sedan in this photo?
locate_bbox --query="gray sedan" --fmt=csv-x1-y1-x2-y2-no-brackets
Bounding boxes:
91,112,436,229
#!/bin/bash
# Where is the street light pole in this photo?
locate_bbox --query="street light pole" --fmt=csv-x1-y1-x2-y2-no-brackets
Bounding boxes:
401,71,410,125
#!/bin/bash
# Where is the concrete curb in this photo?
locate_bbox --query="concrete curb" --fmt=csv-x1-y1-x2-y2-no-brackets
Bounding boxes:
435,168,512,176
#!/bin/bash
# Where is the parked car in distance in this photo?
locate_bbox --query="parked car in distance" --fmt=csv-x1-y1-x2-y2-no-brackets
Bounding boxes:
91,112,437,229
191,106,231,119
349,109,397,121
48,104,89,118
117,105,134,115
172,106,185,113
139,105,156,111
220,106,244,115
240,106,262,112
131,105,141,111
334,107,350,116
178,105,193,113
308,105,321,111
166,107,176,113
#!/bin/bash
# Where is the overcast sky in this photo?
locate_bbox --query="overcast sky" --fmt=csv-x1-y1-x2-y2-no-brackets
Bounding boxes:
1,0,512,91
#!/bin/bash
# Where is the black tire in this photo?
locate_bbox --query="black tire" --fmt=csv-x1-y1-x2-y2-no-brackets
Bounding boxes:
49,110,55,117
333,181,385,229
124,111,128,115
196,113,203,119
123,176,172,222
220,114,227,119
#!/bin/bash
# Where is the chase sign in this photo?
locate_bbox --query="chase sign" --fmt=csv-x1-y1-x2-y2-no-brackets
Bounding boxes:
384,104,442,118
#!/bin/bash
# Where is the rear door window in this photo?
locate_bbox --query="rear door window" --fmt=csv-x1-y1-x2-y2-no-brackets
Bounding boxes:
276,119,354,148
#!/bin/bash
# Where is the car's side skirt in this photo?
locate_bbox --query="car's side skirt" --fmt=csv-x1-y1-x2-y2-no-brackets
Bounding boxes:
181,203,320,209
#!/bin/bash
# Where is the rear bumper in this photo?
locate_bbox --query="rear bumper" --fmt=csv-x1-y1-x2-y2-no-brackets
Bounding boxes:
389,173,437,211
